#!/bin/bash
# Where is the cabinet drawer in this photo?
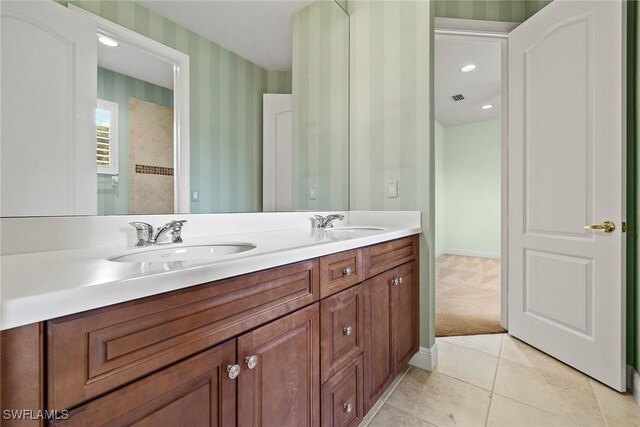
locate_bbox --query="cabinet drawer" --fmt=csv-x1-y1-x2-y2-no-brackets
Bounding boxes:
320,249,363,298
47,260,319,410
52,340,237,427
320,284,363,383
321,355,363,427
363,235,418,279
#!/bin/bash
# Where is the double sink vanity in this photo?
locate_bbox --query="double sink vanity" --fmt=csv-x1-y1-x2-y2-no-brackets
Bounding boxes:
0,211,421,427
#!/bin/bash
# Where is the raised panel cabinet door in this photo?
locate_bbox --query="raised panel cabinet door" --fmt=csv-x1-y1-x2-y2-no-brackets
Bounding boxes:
51,339,237,427
320,355,363,427
320,284,364,383
392,261,419,373
237,303,320,427
362,270,395,414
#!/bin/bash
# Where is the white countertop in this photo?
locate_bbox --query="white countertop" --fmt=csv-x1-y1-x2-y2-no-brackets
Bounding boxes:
0,218,421,330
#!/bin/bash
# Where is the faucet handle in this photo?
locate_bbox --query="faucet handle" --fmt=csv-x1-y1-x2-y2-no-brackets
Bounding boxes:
129,222,153,246
168,220,187,243
314,215,326,229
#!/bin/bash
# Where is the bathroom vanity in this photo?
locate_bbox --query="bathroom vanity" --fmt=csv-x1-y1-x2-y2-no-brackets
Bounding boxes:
0,213,421,427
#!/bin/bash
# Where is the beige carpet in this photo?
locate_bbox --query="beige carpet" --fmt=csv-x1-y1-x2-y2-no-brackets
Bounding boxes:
436,254,506,337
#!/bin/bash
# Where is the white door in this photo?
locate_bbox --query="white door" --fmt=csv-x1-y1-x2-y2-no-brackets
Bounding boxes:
263,94,292,212
1,1,97,216
508,0,625,390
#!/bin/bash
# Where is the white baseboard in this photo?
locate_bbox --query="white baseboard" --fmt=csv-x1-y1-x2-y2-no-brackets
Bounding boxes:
628,365,640,408
435,249,446,258
409,343,438,371
442,248,501,259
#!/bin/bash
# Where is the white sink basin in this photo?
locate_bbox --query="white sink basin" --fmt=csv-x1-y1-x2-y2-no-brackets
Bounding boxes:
110,243,256,264
323,226,385,239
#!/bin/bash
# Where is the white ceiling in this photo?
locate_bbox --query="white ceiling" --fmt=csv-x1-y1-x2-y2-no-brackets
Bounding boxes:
98,37,174,89
138,0,316,72
435,36,501,127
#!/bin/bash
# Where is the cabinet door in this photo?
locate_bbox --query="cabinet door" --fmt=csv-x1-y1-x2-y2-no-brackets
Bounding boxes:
51,339,237,427
393,261,419,373
237,303,320,427
320,284,363,383
320,355,363,427
362,269,395,414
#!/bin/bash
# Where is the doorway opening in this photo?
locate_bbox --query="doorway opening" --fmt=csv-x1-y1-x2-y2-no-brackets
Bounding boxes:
434,19,512,337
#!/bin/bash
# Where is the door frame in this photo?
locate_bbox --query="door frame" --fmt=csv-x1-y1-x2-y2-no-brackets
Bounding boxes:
434,17,516,329
68,4,191,214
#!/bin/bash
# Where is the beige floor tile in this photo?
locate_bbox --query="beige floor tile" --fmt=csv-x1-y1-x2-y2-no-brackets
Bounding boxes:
500,335,588,383
590,379,640,427
434,339,499,390
386,368,492,427
493,357,605,426
368,403,436,427
486,394,583,427
438,333,504,357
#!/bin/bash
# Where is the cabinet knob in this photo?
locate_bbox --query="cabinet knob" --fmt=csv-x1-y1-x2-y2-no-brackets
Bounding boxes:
390,278,399,286
398,276,403,284
342,266,353,277
227,364,241,379
343,325,353,336
343,402,353,414
245,355,258,369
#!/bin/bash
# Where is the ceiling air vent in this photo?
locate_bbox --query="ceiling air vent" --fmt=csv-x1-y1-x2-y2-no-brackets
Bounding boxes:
451,94,465,102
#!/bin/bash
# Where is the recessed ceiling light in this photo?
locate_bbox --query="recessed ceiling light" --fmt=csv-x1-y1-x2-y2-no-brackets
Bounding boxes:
481,104,494,110
460,64,476,73
98,34,119,47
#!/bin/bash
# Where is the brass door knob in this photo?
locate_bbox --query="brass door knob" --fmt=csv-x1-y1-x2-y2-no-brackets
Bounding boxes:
584,221,615,233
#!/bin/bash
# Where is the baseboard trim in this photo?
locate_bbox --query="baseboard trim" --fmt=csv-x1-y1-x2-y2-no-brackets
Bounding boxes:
443,249,501,259
409,343,438,371
628,365,640,408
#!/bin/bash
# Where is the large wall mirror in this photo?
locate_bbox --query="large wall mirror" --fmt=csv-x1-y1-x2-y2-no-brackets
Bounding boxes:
0,0,349,217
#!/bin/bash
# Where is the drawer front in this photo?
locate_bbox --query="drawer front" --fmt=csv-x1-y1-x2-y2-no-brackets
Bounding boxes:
321,355,363,427
363,235,418,279
47,260,319,410
320,249,363,298
320,284,363,383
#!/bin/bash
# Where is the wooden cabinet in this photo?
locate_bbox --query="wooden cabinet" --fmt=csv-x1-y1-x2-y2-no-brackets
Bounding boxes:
237,304,320,427
1,235,419,427
319,249,363,298
362,268,395,413
320,355,364,427
362,260,419,413
47,260,318,410
393,261,419,372
52,339,237,427
320,284,363,383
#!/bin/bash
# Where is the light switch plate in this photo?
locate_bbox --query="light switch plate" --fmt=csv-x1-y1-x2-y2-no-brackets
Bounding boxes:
191,190,199,202
386,180,398,198
310,185,317,200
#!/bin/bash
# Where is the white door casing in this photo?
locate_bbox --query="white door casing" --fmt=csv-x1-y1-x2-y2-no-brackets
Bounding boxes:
508,0,625,390
263,94,293,212
1,1,97,216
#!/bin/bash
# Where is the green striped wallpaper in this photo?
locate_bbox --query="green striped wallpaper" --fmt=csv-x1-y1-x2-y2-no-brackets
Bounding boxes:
349,0,434,346
292,0,349,211
435,0,552,22
64,0,292,214
96,67,173,215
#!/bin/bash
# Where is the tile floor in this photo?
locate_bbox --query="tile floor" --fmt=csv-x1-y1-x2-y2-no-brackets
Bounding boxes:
363,334,640,427
436,255,505,336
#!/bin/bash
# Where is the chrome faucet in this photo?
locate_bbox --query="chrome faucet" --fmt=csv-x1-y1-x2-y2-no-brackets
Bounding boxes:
314,214,344,229
129,220,187,246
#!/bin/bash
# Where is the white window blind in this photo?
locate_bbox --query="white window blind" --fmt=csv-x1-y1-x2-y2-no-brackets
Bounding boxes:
96,99,118,175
